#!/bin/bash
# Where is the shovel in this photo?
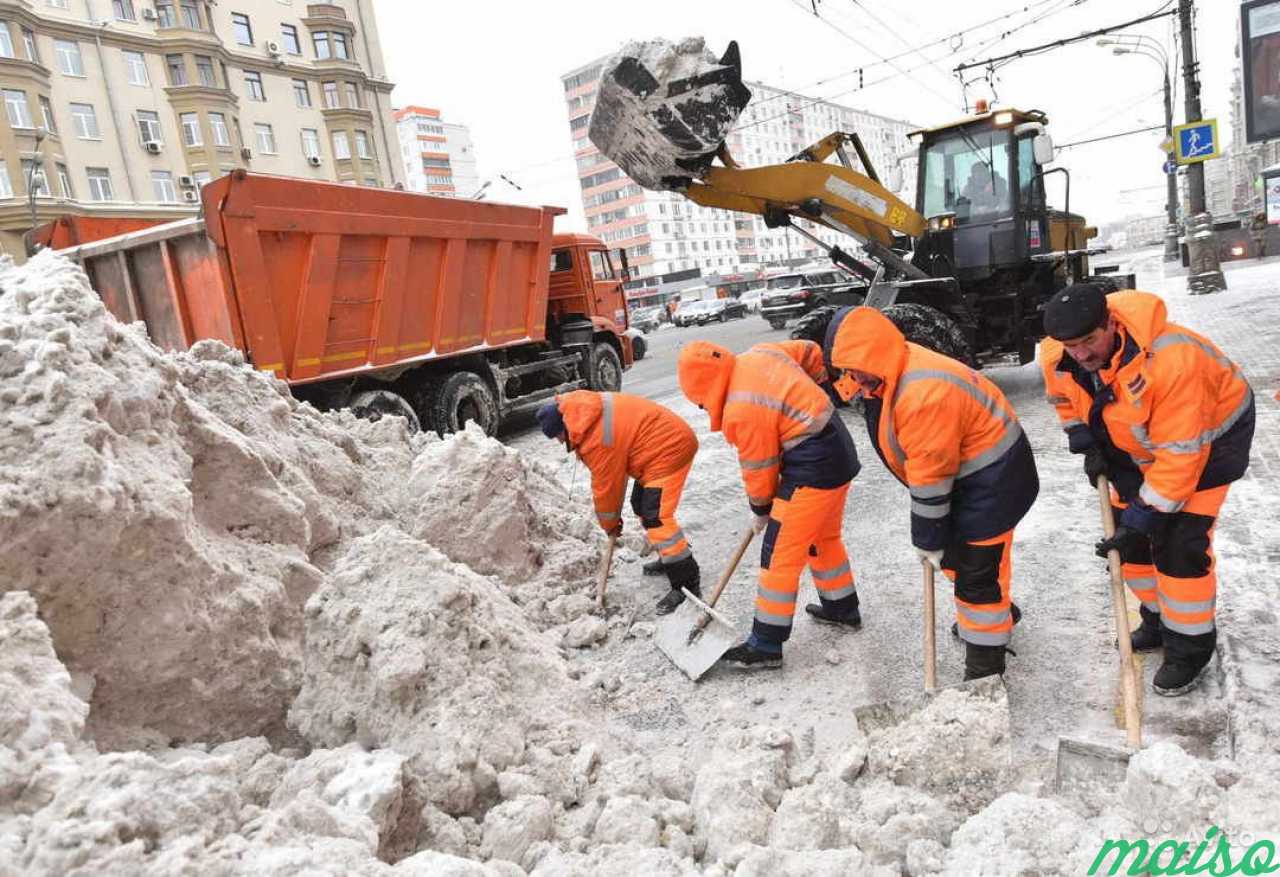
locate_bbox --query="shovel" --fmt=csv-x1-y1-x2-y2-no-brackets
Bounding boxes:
655,528,755,681
1056,475,1143,792
596,535,617,612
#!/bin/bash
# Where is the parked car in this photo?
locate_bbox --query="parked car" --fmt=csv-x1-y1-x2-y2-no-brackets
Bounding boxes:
629,306,661,333
624,327,647,360
699,297,748,323
760,269,865,330
739,287,766,313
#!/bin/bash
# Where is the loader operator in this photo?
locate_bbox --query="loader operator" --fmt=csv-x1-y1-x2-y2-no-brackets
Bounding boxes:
825,307,1039,681
536,391,701,615
677,338,861,670
1041,284,1255,696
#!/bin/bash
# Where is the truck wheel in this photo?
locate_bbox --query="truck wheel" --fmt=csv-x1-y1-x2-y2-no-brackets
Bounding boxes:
350,390,421,434
881,303,977,367
632,335,647,360
431,371,498,437
768,318,787,330
588,342,623,391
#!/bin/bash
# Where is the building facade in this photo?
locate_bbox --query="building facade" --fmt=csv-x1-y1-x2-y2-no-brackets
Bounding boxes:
0,0,400,259
561,56,916,291
394,105,478,198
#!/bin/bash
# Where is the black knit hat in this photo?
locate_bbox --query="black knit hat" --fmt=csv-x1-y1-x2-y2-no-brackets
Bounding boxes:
535,401,565,439
1044,283,1109,341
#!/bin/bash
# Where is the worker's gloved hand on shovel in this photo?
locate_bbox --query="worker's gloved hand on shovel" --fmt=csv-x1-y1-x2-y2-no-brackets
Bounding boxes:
750,512,770,535
604,521,623,540
1094,526,1144,559
1083,446,1108,487
916,547,944,572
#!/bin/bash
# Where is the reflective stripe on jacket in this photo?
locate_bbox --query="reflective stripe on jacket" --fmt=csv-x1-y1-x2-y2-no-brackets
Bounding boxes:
827,307,1038,549
558,390,698,530
1039,291,1254,512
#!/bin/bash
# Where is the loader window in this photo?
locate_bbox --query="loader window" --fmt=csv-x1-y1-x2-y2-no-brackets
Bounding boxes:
921,128,1012,222
1017,136,1040,208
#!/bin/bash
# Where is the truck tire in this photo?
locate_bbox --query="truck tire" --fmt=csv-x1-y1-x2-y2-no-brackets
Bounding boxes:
768,318,787,330
587,342,623,391
350,390,421,434
631,335,647,361
431,371,499,437
881,303,977,367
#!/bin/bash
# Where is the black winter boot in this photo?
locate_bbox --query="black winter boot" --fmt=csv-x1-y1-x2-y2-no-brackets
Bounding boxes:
1152,659,1208,696
656,556,700,614
963,642,1008,681
642,558,665,576
952,602,1021,639
804,601,862,629
656,585,697,615
1130,606,1163,652
721,642,783,670
1152,627,1215,696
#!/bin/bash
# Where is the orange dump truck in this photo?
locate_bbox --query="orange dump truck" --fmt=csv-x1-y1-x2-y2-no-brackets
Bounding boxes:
49,171,632,435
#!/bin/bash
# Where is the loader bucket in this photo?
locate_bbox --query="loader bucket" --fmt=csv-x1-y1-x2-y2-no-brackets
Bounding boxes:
589,38,752,191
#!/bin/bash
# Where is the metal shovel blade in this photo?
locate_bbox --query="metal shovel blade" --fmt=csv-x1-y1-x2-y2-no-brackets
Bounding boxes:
1056,737,1132,796
655,589,738,681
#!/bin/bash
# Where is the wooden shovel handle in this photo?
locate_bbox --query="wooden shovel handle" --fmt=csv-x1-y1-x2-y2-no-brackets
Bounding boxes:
596,535,617,611
704,528,757,611
923,559,937,692
1097,476,1142,748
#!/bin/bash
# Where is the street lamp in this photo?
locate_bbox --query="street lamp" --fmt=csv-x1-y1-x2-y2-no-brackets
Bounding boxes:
25,127,48,243
1097,36,1180,262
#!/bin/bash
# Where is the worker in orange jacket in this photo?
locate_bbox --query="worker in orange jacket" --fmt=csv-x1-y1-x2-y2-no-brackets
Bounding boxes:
536,391,701,614
1041,285,1254,696
678,339,861,670
825,307,1038,680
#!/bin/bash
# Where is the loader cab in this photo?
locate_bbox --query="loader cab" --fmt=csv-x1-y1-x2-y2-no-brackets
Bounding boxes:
910,107,1052,282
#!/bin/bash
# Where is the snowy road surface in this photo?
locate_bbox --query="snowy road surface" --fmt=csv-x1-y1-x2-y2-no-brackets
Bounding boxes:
509,251,1278,788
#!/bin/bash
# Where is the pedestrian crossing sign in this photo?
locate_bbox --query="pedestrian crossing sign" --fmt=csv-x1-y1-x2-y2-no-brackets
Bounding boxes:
1173,119,1221,165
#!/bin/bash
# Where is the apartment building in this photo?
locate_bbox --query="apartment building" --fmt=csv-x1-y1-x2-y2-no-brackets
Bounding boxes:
394,104,478,198
0,0,400,259
561,56,916,288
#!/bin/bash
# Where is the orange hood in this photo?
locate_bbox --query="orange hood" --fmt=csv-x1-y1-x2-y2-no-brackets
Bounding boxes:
556,390,602,450
826,307,909,402
677,341,736,431
1107,291,1169,350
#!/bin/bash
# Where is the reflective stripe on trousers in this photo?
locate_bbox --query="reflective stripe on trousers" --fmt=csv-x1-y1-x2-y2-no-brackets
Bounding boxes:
944,529,1015,647
640,461,694,565
753,482,854,638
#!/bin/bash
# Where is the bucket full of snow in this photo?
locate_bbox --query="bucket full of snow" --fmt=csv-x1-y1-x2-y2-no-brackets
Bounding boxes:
588,37,752,191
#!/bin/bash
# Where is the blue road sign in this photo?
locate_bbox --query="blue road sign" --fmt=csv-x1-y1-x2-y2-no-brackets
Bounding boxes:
1173,119,1220,165
1163,159,1177,174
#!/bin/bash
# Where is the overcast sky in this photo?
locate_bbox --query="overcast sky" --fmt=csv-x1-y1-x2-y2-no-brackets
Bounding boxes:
372,0,1237,230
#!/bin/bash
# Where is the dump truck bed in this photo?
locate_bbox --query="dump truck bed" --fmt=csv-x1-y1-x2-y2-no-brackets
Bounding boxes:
59,172,564,385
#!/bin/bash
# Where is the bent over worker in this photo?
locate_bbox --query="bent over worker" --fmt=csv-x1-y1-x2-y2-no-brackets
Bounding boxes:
1041,285,1254,696
825,307,1039,681
677,338,861,670
536,391,701,615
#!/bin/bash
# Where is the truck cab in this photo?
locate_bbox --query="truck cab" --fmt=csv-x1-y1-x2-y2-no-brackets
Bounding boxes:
548,234,633,379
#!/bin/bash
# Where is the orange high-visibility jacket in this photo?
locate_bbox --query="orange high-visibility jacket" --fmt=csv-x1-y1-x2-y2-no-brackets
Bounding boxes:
827,307,1037,550
678,339,858,513
557,390,698,530
1040,291,1254,514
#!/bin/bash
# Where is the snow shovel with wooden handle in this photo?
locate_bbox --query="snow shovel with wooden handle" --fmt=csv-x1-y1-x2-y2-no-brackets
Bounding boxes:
596,535,617,612
1056,475,1143,793
654,528,755,681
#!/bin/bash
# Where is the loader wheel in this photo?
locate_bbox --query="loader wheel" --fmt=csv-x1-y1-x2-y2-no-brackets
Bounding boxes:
882,303,977,367
349,390,421,434
431,371,498,437
789,305,840,346
587,342,623,391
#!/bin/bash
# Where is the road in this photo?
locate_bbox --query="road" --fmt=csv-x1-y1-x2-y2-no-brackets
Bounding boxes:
624,311,781,403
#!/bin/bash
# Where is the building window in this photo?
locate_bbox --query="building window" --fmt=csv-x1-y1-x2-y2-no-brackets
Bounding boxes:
0,22,14,58
321,81,338,108
281,23,300,54
180,1,200,29
209,112,230,146
38,96,56,134
56,163,72,198
21,27,37,62
70,102,99,138
0,160,11,198
54,39,84,76
123,50,148,85
3,90,30,128
136,109,161,143
86,167,114,201
231,12,253,45
113,0,135,20
254,123,276,154
343,82,360,108
354,129,371,159
179,111,202,146
332,130,350,160
300,127,320,158
152,170,177,202
166,54,186,86
21,159,49,196
192,170,211,188
312,31,329,59
333,32,350,60
292,78,310,107
46,0,69,7
155,1,175,27
244,70,265,101
195,55,216,87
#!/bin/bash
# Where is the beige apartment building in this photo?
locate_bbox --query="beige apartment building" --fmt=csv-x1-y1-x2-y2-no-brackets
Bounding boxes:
0,0,400,259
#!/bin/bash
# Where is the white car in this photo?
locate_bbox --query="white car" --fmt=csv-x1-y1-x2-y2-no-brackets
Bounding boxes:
739,288,766,313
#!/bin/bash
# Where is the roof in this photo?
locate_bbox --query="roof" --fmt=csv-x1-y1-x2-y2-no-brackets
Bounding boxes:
393,105,442,122
908,107,1048,138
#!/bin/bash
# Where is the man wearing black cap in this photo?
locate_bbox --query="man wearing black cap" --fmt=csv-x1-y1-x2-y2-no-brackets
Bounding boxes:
536,391,702,615
1039,284,1255,696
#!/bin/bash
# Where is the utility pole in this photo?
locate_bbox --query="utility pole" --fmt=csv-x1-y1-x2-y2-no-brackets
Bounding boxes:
1161,68,1180,263
1179,0,1227,292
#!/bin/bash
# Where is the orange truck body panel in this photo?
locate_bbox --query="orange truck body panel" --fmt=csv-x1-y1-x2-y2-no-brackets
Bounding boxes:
57,172,626,386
